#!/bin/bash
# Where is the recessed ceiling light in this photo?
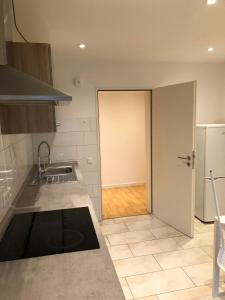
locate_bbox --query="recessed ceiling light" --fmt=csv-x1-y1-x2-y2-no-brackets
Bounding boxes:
207,0,217,5
79,43,86,49
208,47,214,52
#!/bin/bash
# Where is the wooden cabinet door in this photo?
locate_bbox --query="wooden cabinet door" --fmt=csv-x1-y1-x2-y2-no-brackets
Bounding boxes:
6,42,53,85
0,42,56,134
0,104,56,134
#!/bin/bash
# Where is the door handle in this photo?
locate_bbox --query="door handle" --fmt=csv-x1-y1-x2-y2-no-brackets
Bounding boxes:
178,156,191,161
178,155,191,167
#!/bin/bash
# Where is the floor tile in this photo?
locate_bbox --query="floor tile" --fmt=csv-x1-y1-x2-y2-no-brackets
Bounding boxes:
100,219,115,225
114,255,161,277
126,218,166,232
108,245,133,260
154,248,212,270
157,285,212,300
150,225,183,239
114,215,153,224
195,222,214,234
119,278,133,300
201,246,213,258
135,297,158,300
100,223,128,235
108,230,155,246
129,238,181,256
183,262,216,286
174,232,213,249
126,268,194,298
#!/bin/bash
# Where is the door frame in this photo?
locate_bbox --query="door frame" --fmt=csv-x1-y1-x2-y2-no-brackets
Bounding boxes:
96,89,153,221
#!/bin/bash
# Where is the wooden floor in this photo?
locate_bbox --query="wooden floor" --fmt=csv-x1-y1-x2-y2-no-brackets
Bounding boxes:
102,185,148,219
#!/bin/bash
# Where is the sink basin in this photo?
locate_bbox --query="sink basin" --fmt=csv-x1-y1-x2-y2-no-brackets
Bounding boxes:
30,163,78,185
45,166,73,177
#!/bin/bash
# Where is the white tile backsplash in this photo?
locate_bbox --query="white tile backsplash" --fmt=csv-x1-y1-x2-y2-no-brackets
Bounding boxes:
56,118,90,132
84,132,97,145
77,157,98,172
0,132,33,223
89,117,97,131
77,145,98,159
51,145,78,162
50,132,84,146
82,171,99,185
32,117,101,219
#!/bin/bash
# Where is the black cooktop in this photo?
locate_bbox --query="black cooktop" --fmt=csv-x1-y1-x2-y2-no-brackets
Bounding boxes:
0,207,100,262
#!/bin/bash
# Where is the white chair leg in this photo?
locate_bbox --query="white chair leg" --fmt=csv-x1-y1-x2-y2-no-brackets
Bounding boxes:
213,218,220,298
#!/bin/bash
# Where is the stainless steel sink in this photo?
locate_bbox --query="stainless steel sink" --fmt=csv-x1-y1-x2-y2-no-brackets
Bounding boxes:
30,163,78,185
45,166,73,177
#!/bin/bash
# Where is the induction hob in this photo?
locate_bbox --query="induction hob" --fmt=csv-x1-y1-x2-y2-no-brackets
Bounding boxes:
0,207,100,262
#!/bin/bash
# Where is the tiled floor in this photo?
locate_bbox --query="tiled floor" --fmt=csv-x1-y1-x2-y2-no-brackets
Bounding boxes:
100,215,225,300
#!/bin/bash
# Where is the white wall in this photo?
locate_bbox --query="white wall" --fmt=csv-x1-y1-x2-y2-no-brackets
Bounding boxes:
98,91,147,188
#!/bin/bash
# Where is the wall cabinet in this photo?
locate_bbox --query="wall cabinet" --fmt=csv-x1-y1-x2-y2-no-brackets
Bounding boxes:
0,103,56,134
0,42,56,134
6,42,53,85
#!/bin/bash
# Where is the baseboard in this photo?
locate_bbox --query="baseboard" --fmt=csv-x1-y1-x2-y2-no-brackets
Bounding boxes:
102,181,146,189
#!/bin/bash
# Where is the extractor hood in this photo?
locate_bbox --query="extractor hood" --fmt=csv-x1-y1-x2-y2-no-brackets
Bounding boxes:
0,65,72,103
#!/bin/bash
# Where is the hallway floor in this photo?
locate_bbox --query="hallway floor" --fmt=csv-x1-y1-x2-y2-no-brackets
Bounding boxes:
100,216,224,300
102,185,148,219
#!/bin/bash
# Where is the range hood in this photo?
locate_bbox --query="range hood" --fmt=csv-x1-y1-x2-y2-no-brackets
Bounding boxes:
0,65,72,103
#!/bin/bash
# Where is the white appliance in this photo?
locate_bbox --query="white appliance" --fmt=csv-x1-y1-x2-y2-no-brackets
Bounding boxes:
195,124,225,222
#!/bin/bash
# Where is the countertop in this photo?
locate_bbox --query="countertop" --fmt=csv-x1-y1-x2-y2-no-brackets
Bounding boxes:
0,169,125,300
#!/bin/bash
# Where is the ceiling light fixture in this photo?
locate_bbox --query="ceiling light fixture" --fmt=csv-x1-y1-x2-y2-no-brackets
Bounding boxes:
79,43,86,49
207,0,217,5
208,47,214,52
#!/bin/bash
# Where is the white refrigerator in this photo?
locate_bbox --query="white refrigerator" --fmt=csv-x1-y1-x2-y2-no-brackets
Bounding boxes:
195,124,225,222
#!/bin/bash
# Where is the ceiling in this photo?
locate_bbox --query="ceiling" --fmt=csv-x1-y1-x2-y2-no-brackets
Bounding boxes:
14,0,225,62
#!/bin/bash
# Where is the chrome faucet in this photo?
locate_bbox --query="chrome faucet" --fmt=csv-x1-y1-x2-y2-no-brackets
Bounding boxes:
37,141,51,179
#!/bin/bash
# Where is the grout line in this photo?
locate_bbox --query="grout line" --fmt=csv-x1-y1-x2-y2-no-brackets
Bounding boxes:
126,243,135,257
155,285,212,298
152,253,163,271
181,266,197,287
121,259,213,280
152,254,212,271
125,244,213,258
123,222,131,232
105,234,112,246
105,236,157,247
119,267,177,280
125,271,212,299
124,277,135,300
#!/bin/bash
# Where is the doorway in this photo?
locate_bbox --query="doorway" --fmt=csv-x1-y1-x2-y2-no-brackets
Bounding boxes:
98,82,196,238
98,90,151,220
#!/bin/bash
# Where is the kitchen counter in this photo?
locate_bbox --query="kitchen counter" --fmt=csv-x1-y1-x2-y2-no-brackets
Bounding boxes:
0,170,125,300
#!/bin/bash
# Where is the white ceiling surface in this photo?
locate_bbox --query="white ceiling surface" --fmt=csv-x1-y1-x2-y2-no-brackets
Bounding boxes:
15,0,225,62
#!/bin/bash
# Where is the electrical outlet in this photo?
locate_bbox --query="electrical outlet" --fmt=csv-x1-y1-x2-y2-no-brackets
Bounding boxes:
73,78,81,87
87,157,93,165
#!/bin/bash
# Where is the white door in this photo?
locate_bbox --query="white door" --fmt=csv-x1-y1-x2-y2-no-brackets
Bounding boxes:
152,81,196,237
